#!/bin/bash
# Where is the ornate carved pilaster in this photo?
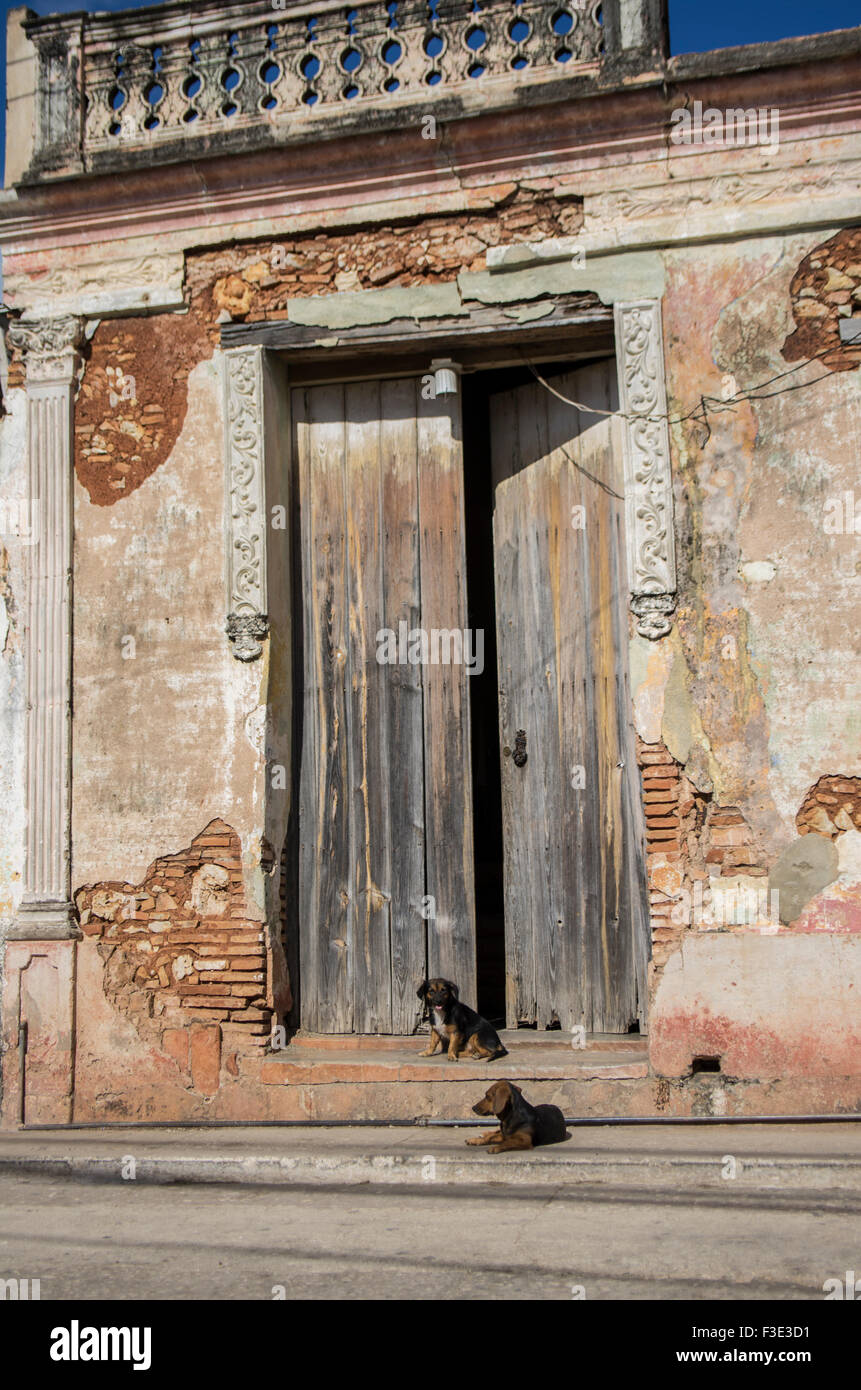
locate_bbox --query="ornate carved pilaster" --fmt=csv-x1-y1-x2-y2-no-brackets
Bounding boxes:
613,299,677,640
7,316,84,939
223,347,269,661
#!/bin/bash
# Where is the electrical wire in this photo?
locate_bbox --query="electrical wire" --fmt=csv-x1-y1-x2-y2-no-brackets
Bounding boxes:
523,340,856,427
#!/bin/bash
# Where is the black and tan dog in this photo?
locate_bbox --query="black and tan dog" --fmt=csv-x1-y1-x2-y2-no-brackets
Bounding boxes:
467,1079,567,1152
416,978,507,1063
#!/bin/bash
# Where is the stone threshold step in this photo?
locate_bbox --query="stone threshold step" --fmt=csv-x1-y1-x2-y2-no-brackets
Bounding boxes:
286,1031,648,1054
255,1050,649,1085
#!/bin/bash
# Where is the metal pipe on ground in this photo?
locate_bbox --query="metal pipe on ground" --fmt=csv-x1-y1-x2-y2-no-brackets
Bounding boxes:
20,1113,861,1131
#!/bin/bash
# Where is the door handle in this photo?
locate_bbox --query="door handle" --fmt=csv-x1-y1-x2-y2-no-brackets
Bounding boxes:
513,729,527,767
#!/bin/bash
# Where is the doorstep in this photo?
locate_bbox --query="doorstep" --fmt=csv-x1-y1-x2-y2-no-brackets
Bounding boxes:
256,1034,649,1085
285,1030,645,1054
241,1033,651,1120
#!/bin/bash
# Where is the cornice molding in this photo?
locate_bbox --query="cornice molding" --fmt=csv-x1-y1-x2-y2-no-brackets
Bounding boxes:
1,52,858,258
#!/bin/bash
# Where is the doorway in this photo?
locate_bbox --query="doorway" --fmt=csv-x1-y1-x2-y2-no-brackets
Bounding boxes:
290,353,648,1035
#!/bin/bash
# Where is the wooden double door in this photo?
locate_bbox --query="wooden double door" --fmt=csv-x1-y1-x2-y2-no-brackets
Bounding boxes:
294,361,648,1035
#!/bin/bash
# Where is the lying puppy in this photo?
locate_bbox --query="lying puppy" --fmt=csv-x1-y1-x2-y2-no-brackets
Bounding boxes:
416,978,507,1062
467,1079,567,1152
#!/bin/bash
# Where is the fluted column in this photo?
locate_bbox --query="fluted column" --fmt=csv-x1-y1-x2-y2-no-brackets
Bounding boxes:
7,316,83,939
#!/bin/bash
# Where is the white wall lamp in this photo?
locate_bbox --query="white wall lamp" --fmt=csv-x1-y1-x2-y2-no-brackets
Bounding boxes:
430,358,461,396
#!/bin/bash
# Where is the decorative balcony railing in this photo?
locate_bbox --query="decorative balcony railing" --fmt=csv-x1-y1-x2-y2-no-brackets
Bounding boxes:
20,0,667,177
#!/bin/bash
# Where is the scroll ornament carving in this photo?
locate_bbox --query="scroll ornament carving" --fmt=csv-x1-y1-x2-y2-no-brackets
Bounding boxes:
225,347,268,660
616,301,677,641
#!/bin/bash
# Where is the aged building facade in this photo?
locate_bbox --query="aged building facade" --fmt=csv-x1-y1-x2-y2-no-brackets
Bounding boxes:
0,0,859,1124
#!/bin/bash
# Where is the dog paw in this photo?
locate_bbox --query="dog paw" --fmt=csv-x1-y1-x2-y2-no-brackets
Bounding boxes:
486,1145,503,1154
417,1049,435,1057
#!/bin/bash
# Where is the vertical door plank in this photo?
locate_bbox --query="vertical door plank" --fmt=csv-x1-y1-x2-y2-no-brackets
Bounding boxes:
523,392,565,1028
296,384,353,1033
494,403,550,1024
417,389,477,1001
493,468,535,1024
382,378,426,1033
345,380,393,1032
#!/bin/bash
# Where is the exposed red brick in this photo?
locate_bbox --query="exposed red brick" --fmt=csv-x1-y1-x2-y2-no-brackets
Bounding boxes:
74,313,212,506
782,227,861,373
796,774,861,837
189,1024,222,1095
75,819,276,1076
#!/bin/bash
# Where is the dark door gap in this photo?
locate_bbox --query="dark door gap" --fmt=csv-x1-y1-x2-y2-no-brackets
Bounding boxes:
460,362,577,1024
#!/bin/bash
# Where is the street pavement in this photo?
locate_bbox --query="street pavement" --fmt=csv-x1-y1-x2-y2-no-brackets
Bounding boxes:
0,1121,859,1299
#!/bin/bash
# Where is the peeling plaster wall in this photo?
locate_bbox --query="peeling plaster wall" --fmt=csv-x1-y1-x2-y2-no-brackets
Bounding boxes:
72,353,267,908
634,228,861,1076
643,231,861,860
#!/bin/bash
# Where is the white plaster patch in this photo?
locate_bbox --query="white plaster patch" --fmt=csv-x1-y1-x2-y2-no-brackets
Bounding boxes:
172,954,194,981
629,635,673,744
244,703,268,757
739,560,777,584
191,863,230,916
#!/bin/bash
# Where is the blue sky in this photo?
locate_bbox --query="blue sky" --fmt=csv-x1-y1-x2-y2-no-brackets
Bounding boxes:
1,0,859,186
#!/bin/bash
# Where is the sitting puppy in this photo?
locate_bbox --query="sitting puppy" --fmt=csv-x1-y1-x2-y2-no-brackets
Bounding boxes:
416,978,507,1063
467,1079,567,1152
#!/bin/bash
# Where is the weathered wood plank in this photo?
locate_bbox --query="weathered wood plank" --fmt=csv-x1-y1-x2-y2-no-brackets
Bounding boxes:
381,378,426,1033
417,388,477,1001
491,378,535,1023
493,473,538,1024
345,380,393,1032
296,384,353,1032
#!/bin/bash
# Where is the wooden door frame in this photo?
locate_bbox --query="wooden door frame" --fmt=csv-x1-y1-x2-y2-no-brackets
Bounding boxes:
220,291,678,1030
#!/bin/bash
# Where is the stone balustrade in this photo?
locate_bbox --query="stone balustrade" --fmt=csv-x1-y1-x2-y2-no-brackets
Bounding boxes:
18,0,667,177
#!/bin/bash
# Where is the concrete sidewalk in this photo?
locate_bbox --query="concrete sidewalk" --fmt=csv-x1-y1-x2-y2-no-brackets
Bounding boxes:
2,1120,861,1192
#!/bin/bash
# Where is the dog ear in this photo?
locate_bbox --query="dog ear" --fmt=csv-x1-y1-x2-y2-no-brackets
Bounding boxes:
445,979,459,1000
492,1081,514,1117
416,980,429,1000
